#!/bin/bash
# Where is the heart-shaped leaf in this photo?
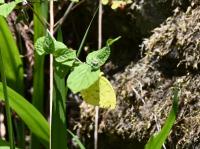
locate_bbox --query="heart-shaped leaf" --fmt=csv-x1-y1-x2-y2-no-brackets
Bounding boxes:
67,63,100,93
86,37,120,70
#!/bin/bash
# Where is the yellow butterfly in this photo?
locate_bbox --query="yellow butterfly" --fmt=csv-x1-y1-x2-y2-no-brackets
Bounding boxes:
81,75,116,109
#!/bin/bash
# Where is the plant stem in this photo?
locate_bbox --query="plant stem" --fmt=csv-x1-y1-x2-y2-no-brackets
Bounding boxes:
94,1,103,149
0,48,15,149
49,0,54,149
98,1,103,50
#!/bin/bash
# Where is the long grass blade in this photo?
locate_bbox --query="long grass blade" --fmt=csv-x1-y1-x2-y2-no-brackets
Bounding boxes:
0,83,50,148
32,0,48,117
67,129,86,149
51,27,68,149
0,16,25,148
51,73,68,149
0,48,15,149
32,1,48,148
0,16,24,93
145,87,179,149
77,7,99,57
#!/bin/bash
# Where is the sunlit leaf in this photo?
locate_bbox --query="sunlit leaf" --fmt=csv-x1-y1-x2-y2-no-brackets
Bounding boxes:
86,37,120,70
43,31,55,53
0,0,4,4
34,36,46,55
0,2,16,17
67,63,100,93
53,41,76,67
0,16,24,93
0,0,23,17
101,0,109,5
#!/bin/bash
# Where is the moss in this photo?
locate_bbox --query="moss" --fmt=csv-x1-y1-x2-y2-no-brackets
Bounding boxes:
143,5,200,70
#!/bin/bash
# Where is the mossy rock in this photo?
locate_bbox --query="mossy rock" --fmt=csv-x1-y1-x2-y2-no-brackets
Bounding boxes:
75,4,200,149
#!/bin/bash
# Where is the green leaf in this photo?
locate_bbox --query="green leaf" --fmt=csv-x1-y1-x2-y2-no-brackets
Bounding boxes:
107,36,121,46
0,0,4,4
0,2,16,17
86,46,110,70
53,40,67,51
54,48,76,67
0,15,25,148
67,63,100,93
32,1,48,148
0,0,23,18
0,83,50,148
51,25,68,149
15,0,23,3
34,36,46,55
51,72,68,149
102,0,109,5
43,31,55,53
145,87,179,149
67,130,86,149
86,37,120,70
53,40,76,67
0,16,24,93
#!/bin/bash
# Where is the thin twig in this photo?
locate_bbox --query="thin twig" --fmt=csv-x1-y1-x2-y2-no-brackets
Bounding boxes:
71,0,85,11
94,1,103,149
54,2,74,33
0,48,15,149
49,0,54,149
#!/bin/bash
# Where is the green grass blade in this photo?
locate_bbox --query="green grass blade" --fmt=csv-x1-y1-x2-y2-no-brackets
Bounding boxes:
57,26,63,42
0,83,50,148
0,16,24,93
67,129,86,149
0,16,25,148
0,48,15,149
77,7,98,57
32,0,48,116
51,73,68,149
51,28,68,149
145,87,179,149
32,1,48,148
